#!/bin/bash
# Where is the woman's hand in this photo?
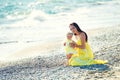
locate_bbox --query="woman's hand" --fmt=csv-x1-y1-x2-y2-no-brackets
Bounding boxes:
69,42,77,48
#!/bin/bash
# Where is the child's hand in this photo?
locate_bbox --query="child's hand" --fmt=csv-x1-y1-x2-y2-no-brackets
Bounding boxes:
64,42,66,46
70,43,76,48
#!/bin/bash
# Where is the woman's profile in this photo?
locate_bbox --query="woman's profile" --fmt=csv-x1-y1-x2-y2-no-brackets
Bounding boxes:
67,22,107,66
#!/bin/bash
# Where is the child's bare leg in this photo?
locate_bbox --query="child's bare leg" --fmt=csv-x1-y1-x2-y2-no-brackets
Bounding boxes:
66,54,73,66
69,54,73,59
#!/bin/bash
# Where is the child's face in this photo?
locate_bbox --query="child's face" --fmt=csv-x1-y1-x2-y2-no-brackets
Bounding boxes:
67,34,72,39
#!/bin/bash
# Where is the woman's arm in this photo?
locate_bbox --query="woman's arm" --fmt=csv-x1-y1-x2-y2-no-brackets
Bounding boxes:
76,32,86,49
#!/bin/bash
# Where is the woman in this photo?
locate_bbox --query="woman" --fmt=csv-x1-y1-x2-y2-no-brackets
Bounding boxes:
68,22,107,66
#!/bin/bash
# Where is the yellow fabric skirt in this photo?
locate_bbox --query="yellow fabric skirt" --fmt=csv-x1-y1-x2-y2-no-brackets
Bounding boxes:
69,40,107,66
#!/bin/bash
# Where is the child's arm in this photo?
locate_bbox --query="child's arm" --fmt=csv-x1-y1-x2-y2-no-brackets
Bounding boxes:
72,40,76,44
70,40,76,48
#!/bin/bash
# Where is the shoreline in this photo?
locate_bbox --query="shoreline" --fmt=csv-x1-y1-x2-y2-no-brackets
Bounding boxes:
0,39,63,62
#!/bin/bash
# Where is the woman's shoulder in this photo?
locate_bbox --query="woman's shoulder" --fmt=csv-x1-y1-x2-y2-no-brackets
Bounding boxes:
80,32,86,35
77,32,85,38
76,32,86,41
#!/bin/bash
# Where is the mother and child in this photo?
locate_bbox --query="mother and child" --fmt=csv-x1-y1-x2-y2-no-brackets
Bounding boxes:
64,22,107,66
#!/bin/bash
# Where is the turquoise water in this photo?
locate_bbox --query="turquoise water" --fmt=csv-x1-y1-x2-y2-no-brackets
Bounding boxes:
0,0,120,60
0,0,118,22
0,0,113,18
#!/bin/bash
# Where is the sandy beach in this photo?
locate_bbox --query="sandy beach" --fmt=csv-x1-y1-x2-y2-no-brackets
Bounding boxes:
0,26,120,80
3,41,62,61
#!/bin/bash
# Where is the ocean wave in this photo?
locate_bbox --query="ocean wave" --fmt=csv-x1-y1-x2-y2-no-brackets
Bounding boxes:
0,0,115,19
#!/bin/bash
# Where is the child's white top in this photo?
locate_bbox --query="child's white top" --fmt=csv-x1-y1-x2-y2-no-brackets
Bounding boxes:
64,39,77,54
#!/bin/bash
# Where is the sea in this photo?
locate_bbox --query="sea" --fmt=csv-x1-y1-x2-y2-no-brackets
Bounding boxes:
0,0,120,61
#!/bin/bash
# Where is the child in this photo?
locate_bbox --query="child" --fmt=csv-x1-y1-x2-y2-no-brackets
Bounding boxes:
64,32,77,65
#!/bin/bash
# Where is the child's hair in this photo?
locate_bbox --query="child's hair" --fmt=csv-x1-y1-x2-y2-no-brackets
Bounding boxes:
67,32,73,36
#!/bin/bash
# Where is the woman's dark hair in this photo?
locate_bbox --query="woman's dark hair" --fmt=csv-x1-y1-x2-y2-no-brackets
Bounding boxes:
70,22,88,42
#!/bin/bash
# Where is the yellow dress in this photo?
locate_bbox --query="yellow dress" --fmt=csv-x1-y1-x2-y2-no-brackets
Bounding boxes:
69,39,107,66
